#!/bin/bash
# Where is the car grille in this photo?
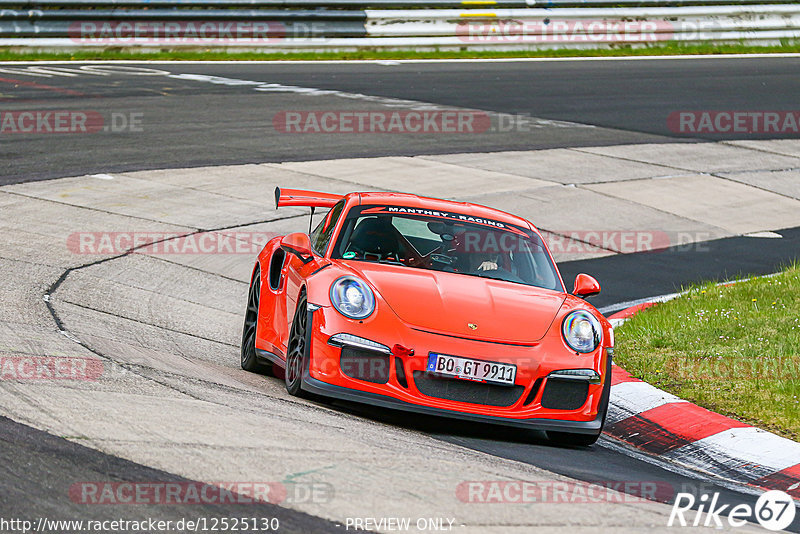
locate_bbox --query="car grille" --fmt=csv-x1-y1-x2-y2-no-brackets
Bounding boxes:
523,378,543,406
412,371,524,407
340,348,390,384
395,357,409,388
540,378,589,410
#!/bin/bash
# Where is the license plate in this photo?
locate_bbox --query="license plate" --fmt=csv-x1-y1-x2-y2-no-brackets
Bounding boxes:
426,353,517,386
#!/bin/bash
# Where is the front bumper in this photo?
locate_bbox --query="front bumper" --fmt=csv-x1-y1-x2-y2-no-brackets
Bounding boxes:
303,305,611,434
302,373,605,434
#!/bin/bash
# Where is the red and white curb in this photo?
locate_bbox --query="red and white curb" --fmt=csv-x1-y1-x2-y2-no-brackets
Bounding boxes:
603,299,800,501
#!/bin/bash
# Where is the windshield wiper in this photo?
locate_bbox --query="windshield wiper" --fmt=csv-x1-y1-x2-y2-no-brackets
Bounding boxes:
373,259,407,267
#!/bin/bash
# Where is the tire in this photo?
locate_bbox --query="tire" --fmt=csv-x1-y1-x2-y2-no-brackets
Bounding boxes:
546,354,612,447
285,293,310,398
546,430,601,447
240,266,273,375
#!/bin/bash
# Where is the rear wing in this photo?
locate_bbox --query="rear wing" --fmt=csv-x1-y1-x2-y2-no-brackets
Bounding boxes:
274,187,343,209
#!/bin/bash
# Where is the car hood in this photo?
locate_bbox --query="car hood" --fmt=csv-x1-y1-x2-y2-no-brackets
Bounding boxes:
346,263,566,344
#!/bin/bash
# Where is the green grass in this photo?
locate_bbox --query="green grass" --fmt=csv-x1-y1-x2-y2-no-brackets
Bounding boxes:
1,41,800,61
614,263,800,441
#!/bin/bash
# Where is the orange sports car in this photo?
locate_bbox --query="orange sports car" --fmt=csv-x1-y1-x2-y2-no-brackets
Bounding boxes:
241,188,614,445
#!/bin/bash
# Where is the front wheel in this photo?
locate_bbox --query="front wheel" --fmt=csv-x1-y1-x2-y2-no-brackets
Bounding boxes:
546,430,601,447
548,351,613,447
240,266,273,375
547,384,610,447
285,294,310,398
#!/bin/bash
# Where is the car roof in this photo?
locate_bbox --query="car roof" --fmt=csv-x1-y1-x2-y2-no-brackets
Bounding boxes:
348,192,536,232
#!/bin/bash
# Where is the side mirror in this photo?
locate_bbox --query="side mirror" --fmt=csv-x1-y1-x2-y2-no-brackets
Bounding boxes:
573,273,601,298
280,233,314,264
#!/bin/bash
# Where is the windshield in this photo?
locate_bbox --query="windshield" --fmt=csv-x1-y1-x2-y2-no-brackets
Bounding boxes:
331,205,563,291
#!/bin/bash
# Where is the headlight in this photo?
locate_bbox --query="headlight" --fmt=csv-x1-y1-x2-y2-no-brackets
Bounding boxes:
562,310,602,353
330,276,375,320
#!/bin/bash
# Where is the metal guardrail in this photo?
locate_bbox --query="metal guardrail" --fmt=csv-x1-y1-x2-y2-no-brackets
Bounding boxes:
1,9,365,19
363,5,800,48
0,3,798,49
0,22,366,39
0,6,365,39
1,0,798,7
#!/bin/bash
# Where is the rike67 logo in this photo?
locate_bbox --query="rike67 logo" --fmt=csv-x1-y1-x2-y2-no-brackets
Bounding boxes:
668,490,796,531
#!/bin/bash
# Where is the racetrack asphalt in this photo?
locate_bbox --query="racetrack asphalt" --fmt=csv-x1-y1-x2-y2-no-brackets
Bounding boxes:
2,58,800,532
560,226,800,313
0,416,357,534
2,56,800,183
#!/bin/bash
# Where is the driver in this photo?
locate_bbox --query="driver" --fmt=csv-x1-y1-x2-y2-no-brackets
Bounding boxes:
473,252,499,272
452,249,500,273
348,217,402,259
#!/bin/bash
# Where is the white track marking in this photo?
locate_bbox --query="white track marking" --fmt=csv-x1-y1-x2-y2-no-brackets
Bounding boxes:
743,231,783,238
608,381,686,424
668,427,800,475
2,54,800,65
600,292,681,316
0,65,171,78
168,72,594,129
600,435,771,499
692,427,800,473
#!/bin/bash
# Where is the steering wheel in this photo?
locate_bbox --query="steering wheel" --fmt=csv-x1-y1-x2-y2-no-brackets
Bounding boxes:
420,235,458,267
345,244,407,265
430,253,455,266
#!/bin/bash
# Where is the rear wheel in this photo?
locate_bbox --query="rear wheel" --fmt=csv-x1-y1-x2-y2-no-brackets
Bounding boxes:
285,294,310,398
240,266,273,375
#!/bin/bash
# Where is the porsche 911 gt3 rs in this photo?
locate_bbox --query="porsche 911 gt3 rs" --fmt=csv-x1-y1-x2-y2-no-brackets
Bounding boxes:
240,188,613,446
